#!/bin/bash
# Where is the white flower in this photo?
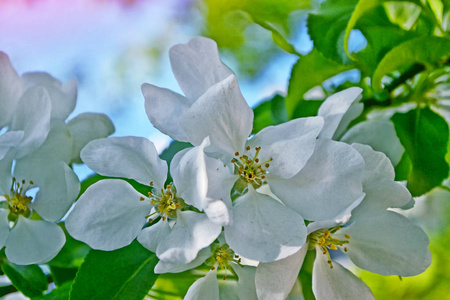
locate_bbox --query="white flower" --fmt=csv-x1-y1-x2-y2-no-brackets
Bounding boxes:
66,136,222,264
254,144,431,300
142,37,367,263
0,143,80,265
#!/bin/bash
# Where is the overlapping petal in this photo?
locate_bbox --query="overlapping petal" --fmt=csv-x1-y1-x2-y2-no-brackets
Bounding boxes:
224,186,306,262
66,179,149,251
0,131,23,160
169,36,233,102
5,216,66,265
81,136,167,188
184,269,220,300
0,209,10,249
0,52,22,128
153,247,211,274
137,218,172,253
269,139,365,221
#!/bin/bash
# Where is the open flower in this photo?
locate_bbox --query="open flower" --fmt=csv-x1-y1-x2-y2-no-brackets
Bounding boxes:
66,136,222,264
0,143,80,265
143,37,366,263
255,144,431,300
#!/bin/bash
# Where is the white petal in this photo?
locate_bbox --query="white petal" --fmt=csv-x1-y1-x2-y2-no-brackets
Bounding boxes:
23,162,80,222
179,75,253,158
169,36,233,102
0,52,22,127
334,102,364,139
318,87,363,139
80,136,167,188
0,131,23,160
154,246,211,274
341,211,431,276
10,86,52,158
269,139,364,221
352,143,395,182
312,249,375,300
247,117,324,178
0,150,14,195
0,209,10,249
156,210,221,264
341,120,404,166
184,269,219,300
137,219,171,253
286,280,304,300
66,113,115,164
5,217,65,265
65,179,149,251
256,244,308,300
22,72,77,120
231,264,258,300
170,139,209,209
142,83,190,142
224,186,306,262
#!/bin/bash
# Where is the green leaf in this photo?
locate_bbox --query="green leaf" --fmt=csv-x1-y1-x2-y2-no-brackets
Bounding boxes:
34,281,72,300
149,271,200,300
286,49,352,117
70,241,159,300
159,141,192,166
0,261,47,298
252,94,288,133
80,174,152,198
49,266,78,287
392,106,450,196
372,36,450,93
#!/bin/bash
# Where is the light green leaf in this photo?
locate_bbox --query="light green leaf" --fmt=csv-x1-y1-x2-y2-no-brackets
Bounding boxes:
392,106,450,196
0,261,47,298
34,281,72,300
372,36,450,93
286,49,352,117
70,241,159,300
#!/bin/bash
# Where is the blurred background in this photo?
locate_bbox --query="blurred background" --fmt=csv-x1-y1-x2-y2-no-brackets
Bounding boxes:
1,0,449,299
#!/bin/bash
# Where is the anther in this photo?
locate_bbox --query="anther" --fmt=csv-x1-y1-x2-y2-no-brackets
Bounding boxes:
149,181,154,186
140,197,145,201
246,146,250,151
29,180,34,185
344,234,351,239
235,152,239,156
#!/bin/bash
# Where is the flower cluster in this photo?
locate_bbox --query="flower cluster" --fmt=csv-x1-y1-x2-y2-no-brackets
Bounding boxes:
63,37,431,299
0,53,114,265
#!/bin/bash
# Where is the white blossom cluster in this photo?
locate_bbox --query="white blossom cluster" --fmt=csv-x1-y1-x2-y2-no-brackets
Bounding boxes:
0,37,432,299
0,52,114,265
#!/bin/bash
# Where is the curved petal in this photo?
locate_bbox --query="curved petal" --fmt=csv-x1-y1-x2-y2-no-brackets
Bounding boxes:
142,83,190,142
0,52,22,128
5,217,65,265
269,139,364,221
80,136,167,188
341,211,431,276
352,143,395,182
312,250,375,300
26,162,80,222
65,179,149,251
137,219,171,253
247,117,324,178
0,131,23,160
341,120,404,166
231,264,258,300
334,102,364,139
0,150,14,195
10,86,52,158
318,87,363,139
169,36,233,102
22,72,77,120
224,186,306,262
256,244,308,300
156,210,221,264
170,139,209,209
184,269,219,300
66,112,115,164
154,246,211,274
179,75,253,158
0,209,10,249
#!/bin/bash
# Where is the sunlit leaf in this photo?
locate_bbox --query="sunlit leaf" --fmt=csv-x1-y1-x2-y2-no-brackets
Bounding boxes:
70,241,158,300
0,261,47,298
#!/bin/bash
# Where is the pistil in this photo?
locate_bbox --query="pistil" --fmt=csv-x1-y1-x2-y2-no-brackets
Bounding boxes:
231,146,272,188
308,226,351,269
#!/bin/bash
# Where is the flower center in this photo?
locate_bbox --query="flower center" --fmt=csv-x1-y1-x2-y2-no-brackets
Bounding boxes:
231,146,272,188
4,177,33,214
205,243,242,280
308,226,351,269
140,182,185,222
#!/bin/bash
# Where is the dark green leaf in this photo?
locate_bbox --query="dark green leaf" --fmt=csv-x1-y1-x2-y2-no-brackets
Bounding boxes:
394,151,412,181
372,36,450,92
1,261,47,298
70,241,158,300
79,174,152,198
392,106,450,196
33,281,72,300
49,266,78,287
286,49,352,117
252,94,288,133
159,141,192,165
